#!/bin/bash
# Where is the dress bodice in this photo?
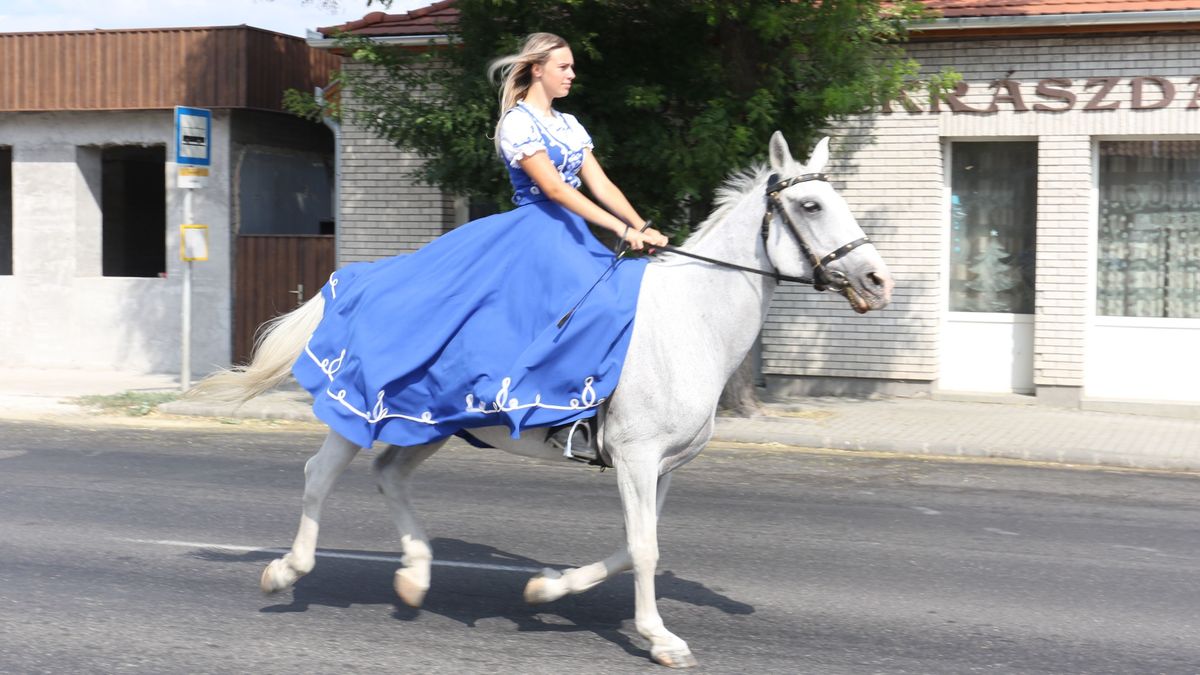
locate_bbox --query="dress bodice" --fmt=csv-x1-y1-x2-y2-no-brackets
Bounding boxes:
499,101,593,207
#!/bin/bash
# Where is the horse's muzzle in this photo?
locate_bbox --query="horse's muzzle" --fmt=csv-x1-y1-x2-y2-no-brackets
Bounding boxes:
843,270,893,313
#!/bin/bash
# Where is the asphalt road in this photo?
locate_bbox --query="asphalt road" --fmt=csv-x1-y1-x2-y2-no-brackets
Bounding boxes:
1,418,1199,674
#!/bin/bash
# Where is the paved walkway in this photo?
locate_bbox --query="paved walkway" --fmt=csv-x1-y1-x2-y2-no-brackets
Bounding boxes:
2,367,1197,471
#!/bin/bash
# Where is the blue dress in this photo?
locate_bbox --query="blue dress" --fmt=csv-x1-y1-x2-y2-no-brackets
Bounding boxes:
292,102,648,449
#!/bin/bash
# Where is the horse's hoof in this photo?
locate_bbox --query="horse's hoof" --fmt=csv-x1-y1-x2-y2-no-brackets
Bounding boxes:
523,568,563,605
394,568,428,608
651,646,699,669
260,559,296,594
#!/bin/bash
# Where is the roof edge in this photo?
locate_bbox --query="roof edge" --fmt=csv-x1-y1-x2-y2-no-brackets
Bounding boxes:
0,24,304,39
306,29,453,49
915,9,1200,32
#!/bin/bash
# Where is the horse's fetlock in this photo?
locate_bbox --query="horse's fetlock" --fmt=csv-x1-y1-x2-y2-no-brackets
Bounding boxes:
286,552,315,574
400,535,432,567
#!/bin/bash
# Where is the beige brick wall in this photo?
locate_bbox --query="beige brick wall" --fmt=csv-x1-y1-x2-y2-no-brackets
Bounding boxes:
763,112,944,381
338,62,456,264
771,32,1200,391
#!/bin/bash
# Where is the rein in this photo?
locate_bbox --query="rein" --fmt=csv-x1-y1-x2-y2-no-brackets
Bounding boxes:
653,244,816,285
558,171,871,329
654,172,870,292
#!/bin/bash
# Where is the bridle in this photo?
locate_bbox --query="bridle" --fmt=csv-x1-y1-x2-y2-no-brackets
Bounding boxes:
560,172,872,329
655,172,871,292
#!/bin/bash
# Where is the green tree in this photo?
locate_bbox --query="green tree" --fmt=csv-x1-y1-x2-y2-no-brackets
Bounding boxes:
290,0,942,415
301,0,935,232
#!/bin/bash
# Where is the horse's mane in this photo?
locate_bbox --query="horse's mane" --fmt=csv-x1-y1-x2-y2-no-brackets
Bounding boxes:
684,164,774,245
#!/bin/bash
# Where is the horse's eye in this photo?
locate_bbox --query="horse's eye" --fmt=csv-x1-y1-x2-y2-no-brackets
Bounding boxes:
801,200,822,213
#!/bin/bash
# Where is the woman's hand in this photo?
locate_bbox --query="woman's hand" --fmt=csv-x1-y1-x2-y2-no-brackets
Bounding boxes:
624,224,669,252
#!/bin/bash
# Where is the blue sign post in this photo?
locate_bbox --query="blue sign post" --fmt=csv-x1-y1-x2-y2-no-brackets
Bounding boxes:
174,106,211,390
174,106,211,188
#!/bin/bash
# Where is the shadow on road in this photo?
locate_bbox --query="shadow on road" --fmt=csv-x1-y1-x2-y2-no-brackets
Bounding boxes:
192,537,754,660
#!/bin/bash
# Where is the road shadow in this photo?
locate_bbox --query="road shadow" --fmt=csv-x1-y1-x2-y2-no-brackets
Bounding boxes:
193,537,754,660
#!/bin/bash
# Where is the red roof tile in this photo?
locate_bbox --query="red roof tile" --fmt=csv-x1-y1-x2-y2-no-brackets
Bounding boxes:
317,0,459,37
924,0,1200,17
318,0,1200,38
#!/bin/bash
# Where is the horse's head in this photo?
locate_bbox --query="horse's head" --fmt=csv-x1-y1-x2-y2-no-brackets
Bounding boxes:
765,132,893,314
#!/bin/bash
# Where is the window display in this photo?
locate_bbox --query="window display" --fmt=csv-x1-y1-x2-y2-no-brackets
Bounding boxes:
1098,141,1200,319
949,142,1037,314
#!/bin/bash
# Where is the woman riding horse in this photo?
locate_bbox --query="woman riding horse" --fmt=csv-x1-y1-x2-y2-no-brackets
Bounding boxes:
292,32,668,460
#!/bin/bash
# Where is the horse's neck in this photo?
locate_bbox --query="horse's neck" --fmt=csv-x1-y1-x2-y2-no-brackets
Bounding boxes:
681,192,769,269
661,192,777,372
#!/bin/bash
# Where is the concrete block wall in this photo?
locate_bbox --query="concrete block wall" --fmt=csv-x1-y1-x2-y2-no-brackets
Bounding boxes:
0,110,232,375
337,62,456,264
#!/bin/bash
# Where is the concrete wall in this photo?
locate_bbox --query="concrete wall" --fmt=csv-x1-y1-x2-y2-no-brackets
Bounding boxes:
0,110,232,376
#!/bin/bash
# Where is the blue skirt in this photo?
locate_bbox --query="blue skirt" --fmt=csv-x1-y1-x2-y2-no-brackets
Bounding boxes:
292,201,647,449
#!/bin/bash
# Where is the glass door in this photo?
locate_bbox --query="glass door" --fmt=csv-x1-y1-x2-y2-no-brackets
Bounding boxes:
940,141,1038,394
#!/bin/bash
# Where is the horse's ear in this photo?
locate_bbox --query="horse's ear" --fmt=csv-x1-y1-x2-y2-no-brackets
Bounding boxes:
768,131,791,171
805,137,831,173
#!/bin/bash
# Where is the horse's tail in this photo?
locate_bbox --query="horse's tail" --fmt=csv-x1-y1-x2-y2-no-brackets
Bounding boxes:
185,294,325,404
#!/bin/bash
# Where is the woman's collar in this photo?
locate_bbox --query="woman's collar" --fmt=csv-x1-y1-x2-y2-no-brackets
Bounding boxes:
518,100,557,120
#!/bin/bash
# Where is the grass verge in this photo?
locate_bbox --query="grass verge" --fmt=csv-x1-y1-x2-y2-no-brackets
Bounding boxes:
73,391,180,416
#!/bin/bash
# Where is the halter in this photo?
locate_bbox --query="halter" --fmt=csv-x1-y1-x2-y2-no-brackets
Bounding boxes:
656,173,871,292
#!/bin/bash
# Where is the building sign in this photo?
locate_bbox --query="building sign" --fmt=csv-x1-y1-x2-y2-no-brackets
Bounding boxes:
174,106,211,188
884,76,1200,114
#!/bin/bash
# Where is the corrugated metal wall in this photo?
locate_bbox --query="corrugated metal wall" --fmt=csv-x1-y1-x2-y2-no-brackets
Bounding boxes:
0,27,340,112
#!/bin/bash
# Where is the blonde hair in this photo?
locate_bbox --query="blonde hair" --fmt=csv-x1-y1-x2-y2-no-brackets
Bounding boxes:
487,32,569,153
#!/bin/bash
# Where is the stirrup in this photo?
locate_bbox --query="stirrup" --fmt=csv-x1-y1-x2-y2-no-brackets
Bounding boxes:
549,419,597,463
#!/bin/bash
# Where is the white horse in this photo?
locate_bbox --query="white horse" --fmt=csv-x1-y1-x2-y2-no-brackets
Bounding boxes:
191,132,893,669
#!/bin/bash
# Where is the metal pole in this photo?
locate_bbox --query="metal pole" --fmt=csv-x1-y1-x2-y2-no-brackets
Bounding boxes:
181,189,193,392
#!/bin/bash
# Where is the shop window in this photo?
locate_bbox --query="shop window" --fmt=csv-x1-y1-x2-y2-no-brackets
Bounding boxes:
949,142,1037,314
1098,141,1200,319
1,147,11,276
102,145,166,277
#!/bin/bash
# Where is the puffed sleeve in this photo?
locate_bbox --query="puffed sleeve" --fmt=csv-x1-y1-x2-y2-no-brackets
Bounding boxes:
499,109,546,168
563,113,594,153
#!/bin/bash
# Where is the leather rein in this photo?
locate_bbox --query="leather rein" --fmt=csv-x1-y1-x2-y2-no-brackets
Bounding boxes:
653,172,870,293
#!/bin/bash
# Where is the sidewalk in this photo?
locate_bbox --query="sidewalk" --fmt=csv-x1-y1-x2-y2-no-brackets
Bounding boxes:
2,367,1198,471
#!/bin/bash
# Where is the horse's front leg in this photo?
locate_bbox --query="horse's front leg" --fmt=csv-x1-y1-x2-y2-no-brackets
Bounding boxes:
524,473,672,603
617,457,697,669
375,440,446,608
261,430,360,593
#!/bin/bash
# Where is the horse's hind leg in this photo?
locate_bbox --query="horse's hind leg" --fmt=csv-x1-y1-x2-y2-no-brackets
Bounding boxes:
375,440,446,608
261,430,360,593
524,473,673,604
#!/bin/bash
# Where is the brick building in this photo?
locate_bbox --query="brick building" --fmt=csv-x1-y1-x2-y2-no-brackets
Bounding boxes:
312,1,1200,411
805,0,1200,411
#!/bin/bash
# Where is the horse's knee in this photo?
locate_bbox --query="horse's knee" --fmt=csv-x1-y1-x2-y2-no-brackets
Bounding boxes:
629,546,658,572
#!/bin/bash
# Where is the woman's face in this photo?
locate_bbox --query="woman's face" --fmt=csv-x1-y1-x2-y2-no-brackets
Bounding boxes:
533,46,575,100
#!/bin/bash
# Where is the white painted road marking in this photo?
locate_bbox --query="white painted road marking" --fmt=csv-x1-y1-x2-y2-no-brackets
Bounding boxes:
117,537,546,574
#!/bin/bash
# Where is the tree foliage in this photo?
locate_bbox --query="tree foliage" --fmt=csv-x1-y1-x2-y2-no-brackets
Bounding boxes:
307,0,935,232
